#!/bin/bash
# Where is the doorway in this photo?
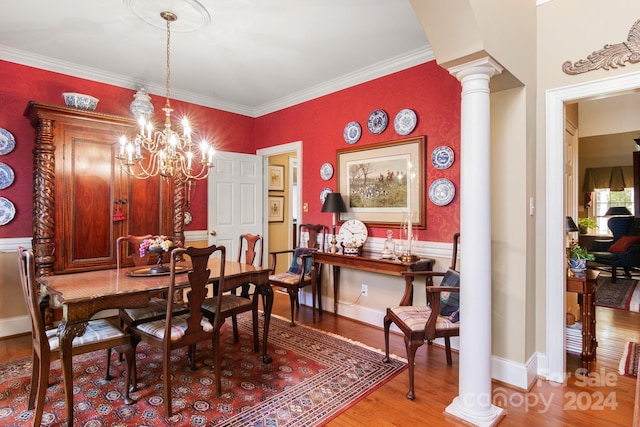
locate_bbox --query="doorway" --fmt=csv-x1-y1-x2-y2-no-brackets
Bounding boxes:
256,142,303,265
546,71,640,381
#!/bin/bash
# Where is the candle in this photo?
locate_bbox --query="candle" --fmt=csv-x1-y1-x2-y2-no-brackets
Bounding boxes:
407,161,412,254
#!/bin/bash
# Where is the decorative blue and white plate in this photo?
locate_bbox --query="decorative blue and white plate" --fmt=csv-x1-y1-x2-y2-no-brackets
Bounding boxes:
394,109,417,135
320,162,334,180
431,146,454,170
429,178,455,206
0,162,15,190
0,128,16,155
343,121,361,144
367,109,388,134
0,197,16,226
320,187,332,204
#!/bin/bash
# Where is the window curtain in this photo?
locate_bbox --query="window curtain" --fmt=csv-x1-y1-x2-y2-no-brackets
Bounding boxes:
582,166,634,192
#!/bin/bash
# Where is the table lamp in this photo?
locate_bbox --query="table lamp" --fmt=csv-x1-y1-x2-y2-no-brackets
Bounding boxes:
566,216,579,259
321,192,347,253
604,206,632,216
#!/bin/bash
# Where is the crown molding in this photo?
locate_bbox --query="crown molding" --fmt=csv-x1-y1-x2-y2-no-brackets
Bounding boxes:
0,44,433,118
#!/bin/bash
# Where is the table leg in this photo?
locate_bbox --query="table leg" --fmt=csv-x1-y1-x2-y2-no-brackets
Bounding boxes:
333,265,340,314
257,283,274,364
58,321,87,427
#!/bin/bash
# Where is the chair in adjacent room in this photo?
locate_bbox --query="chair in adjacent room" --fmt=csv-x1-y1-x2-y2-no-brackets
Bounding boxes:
201,233,263,350
268,224,326,326
18,247,135,427
590,216,640,282
383,233,461,400
127,245,226,415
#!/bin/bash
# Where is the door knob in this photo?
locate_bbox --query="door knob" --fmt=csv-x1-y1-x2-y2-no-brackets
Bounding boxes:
210,230,217,236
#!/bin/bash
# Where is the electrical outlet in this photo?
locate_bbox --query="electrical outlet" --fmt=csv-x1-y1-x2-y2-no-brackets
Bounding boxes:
361,284,368,296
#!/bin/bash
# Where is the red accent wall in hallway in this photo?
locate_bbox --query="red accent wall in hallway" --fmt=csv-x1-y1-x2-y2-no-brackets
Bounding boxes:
0,59,460,243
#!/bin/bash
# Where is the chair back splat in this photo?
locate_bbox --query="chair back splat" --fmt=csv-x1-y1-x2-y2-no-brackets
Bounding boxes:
206,233,264,346
128,244,226,416
238,233,264,266
382,233,461,400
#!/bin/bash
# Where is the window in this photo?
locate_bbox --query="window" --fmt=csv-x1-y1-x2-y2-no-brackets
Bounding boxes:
594,188,635,234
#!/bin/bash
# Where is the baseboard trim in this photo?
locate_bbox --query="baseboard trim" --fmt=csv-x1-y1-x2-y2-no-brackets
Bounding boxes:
0,315,30,337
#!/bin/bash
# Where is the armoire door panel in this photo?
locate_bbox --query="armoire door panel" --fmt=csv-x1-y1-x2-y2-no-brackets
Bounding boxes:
57,127,121,271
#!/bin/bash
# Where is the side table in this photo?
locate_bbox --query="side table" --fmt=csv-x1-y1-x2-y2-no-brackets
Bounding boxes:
566,269,599,373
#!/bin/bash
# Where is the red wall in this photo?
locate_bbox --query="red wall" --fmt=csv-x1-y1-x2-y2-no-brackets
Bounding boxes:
0,60,255,236
256,62,461,242
0,60,460,243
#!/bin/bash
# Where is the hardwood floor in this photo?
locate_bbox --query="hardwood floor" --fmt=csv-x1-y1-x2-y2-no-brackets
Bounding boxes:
2,292,639,426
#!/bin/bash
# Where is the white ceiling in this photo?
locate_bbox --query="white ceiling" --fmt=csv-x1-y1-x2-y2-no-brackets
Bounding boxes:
0,0,433,117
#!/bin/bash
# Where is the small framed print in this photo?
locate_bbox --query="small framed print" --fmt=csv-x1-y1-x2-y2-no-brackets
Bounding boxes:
268,165,285,191
268,196,285,222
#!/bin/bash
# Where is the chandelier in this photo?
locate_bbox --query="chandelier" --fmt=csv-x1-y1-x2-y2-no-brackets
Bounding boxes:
116,11,214,181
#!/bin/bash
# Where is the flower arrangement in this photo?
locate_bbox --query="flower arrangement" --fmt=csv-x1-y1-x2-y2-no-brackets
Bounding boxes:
344,238,360,249
139,235,174,257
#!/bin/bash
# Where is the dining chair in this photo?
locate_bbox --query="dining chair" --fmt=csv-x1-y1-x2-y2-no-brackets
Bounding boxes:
18,247,135,427
117,235,183,327
382,233,461,400
268,223,326,326
127,244,226,415
201,233,263,350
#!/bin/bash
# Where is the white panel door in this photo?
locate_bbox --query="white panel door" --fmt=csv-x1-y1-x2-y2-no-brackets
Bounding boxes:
207,151,263,264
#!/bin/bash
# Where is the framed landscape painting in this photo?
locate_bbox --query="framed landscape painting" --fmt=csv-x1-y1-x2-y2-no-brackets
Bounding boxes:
337,136,425,228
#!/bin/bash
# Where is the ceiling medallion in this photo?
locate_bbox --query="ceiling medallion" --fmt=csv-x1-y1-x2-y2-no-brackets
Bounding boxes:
124,0,211,32
562,19,640,75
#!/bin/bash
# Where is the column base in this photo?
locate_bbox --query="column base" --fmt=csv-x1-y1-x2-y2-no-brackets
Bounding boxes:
445,397,505,427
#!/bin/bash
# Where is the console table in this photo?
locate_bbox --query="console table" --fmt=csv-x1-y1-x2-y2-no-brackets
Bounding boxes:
566,269,599,373
313,251,435,314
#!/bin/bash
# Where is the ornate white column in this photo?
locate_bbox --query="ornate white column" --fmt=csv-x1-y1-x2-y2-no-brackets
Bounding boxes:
446,56,504,426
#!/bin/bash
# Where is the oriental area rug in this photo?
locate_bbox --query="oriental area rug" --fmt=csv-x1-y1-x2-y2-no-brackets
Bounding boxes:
595,276,640,312
0,314,406,426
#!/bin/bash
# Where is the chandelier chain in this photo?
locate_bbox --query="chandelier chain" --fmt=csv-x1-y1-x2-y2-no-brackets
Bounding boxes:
166,16,171,100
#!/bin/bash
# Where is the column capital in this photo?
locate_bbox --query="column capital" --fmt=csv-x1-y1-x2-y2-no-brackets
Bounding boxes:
447,56,503,82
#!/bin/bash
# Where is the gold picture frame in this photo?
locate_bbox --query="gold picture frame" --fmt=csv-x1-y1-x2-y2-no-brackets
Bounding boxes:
268,165,285,191
337,136,425,228
268,195,285,222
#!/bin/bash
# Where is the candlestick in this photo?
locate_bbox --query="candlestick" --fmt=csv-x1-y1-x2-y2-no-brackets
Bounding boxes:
407,162,412,254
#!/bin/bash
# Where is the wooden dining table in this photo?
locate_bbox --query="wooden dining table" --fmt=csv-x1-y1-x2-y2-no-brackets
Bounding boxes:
38,258,272,425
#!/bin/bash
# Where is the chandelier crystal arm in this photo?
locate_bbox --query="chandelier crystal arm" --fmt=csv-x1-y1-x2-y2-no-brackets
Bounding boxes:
116,10,214,182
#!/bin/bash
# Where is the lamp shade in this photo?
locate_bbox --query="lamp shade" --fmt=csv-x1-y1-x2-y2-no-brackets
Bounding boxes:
566,216,579,232
321,192,347,213
605,206,632,216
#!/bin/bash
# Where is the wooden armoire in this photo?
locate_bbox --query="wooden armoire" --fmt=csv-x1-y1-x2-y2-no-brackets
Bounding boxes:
24,102,186,276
